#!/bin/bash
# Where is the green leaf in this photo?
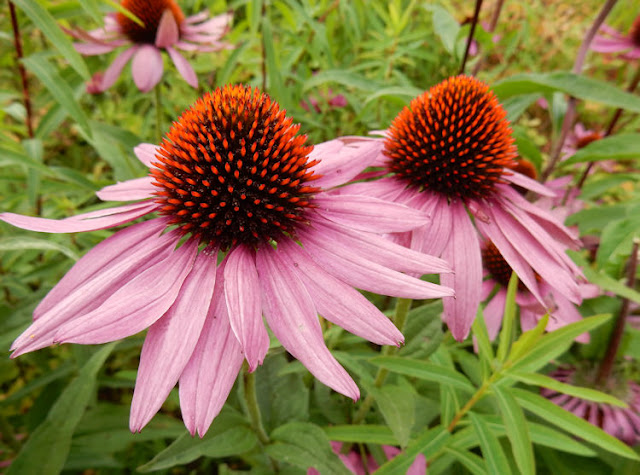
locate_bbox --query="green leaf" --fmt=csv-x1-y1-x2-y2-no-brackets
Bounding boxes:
7,343,115,475
492,385,535,475
0,236,79,261
0,144,55,175
497,272,518,362
503,93,541,123
509,372,627,407
366,383,415,447
563,134,640,165
22,55,92,138
443,447,488,475
398,301,443,359
509,314,612,372
376,426,450,475
469,412,512,475
472,309,495,364
323,425,398,445
493,72,640,113
78,0,103,23
507,313,548,363
137,412,258,472
596,217,640,274
581,266,640,304
11,0,89,79
371,356,475,393
266,422,351,475
262,16,288,105
513,388,640,460
303,70,379,93
364,86,424,106
430,5,460,54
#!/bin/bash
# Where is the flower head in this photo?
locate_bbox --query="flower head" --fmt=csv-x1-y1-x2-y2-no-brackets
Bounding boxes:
339,75,584,340
591,15,640,60
1,85,453,436
68,0,233,92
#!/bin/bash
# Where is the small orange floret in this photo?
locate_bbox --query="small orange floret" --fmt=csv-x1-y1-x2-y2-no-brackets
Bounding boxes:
385,75,517,201
506,158,537,180
117,0,185,44
575,131,603,150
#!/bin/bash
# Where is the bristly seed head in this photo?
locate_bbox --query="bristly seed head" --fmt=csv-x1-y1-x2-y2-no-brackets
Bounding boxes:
117,0,184,44
482,241,528,290
384,75,517,201
151,84,319,250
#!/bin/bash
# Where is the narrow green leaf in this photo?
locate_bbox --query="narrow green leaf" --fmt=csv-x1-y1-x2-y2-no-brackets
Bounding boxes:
364,86,424,105
469,412,512,475
375,426,450,475
7,343,115,475
367,384,415,447
509,314,612,372
0,144,54,175
513,388,640,460
102,0,144,26
507,313,548,363
78,0,103,23
323,425,398,446
472,309,494,368
0,237,79,261
371,356,475,394
497,272,518,362
492,385,535,475
430,4,460,54
509,372,627,407
11,0,89,79
22,55,92,138
443,447,488,475
23,138,43,210
563,134,640,165
493,72,640,113
303,70,379,93
581,267,640,304
502,93,541,123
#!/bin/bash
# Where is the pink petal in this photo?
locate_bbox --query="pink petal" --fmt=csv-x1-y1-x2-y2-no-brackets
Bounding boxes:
54,239,198,344
410,192,452,257
134,143,159,168
591,36,633,52
131,45,163,92
96,177,155,201
502,172,555,197
100,46,138,91
339,177,407,202
0,201,156,233
483,289,507,340
298,225,453,300
311,138,384,189
12,219,172,356
155,10,179,48
74,42,118,55
166,46,198,88
130,250,218,432
441,202,483,341
312,194,429,233
223,245,269,371
256,245,360,400
184,11,210,24
179,262,244,437
278,239,404,346
181,13,231,35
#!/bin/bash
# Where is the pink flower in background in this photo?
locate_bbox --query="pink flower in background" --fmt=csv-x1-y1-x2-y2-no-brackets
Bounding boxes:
591,15,640,60
562,123,604,159
67,0,233,92
308,442,427,475
301,88,348,113
1,85,453,436
542,367,640,446
338,76,584,341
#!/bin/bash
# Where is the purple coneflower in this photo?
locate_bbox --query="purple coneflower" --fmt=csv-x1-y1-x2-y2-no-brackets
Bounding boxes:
1,85,453,436
542,367,640,446
308,442,426,475
337,75,584,340
591,15,640,60
68,0,232,92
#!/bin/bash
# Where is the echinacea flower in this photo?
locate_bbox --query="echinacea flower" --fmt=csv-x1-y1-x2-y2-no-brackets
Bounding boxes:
308,442,426,475
591,15,640,60
337,75,584,340
67,0,232,92
1,85,453,436
542,367,640,446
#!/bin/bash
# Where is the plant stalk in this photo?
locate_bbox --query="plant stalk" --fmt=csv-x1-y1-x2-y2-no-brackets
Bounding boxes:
460,0,484,75
154,84,163,143
471,0,504,76
9,1,34,138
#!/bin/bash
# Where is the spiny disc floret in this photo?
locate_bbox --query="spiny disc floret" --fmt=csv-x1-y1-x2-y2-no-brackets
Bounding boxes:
151,85,319,250
385,75,517,201
117,0,184,44
482,241,530,290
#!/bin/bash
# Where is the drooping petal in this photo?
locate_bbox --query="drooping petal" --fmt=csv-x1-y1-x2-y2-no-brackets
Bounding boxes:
502,171,555,197
256,245,360,400
278,239,404,346
131,45,163,93
166,46,198,88
179,262,244,437
130,249,218,432
223,245,269,371
311,138,384,189
12,219,172,356
591,36,633,53
96,177,155,201
100,46,138,91
0,201,157,233
312,194,429,233
74,42,119,55
483,288,507,341
441,202,483,341
54,239,198,344
134,143,159,168
184,11,210,24
181,13,231,34
155,9,180,48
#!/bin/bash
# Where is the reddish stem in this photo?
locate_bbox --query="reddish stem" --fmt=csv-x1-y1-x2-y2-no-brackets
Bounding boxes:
9,1,34,138
460,0,484,75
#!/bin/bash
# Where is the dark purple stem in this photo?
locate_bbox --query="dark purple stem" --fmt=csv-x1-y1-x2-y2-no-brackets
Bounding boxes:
471,0,504,76
541,0,618,182
596,240,639,386
9,1,34,138
460,0,484,75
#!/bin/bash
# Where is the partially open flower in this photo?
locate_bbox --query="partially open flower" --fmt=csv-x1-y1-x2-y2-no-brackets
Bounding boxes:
67,0,233,92
1,85,453,436
591,15,640,61
337,76,584,340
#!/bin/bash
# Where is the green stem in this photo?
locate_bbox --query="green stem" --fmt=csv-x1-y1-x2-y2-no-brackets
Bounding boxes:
154,83,163,144
352,298,412,425
243,369,270,446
